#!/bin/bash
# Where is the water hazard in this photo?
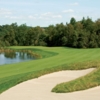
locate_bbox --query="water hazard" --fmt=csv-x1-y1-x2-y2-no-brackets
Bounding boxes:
0,51,35,65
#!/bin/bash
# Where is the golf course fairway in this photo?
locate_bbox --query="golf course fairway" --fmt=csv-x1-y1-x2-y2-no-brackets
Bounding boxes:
0,46,100,94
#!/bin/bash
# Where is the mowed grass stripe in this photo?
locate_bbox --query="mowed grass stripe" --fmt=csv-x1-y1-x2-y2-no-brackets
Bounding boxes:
0,47,100,77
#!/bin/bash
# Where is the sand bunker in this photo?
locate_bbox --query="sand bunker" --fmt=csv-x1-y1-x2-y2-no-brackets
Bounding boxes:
0,68,100,100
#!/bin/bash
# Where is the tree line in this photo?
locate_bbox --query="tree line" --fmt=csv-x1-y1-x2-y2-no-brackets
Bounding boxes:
0,17,100,48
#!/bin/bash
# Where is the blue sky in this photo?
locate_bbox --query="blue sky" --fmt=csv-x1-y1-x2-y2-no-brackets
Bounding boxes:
0,0,100,27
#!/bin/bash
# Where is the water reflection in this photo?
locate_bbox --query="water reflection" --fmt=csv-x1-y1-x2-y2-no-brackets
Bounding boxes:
4,51,16,59
0,51,35,65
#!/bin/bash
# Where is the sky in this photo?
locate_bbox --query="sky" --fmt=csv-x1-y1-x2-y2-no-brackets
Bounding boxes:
0,0,100,27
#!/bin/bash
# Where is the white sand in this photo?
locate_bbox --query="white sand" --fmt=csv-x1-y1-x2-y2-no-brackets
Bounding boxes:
0,68,100,100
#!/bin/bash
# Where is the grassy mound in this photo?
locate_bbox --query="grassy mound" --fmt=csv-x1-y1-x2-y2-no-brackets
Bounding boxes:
52,62,100,93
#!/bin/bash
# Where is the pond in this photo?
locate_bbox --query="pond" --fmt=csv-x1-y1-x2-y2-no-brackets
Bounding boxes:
0,51,35,65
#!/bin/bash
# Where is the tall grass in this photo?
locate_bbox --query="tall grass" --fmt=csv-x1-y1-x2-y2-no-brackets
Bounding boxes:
0,48,41,58
52,62,100,93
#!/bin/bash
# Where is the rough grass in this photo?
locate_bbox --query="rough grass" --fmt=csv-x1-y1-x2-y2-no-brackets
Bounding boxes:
0,46,100,93
52,62,100,93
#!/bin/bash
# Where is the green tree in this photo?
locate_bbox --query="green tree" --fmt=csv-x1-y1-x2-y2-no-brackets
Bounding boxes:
70,17,76,25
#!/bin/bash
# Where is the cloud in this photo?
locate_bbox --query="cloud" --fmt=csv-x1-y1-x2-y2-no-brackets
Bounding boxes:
70,2,79,6
0,8,12,15
4,12,62,21
28,15,37,19
39,12,62,20
52,15,62,18
5,15,25,19
41,12,52,16
63,9,74,13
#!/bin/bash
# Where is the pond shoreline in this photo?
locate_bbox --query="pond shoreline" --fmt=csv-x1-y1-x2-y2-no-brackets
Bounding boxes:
0,51,36,65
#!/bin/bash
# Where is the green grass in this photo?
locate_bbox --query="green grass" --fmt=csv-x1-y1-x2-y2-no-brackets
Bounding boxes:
0,46,100,93
52,62,100,93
